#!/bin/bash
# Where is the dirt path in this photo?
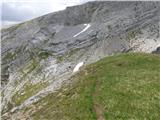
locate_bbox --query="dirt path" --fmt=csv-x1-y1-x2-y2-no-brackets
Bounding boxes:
93,103,105,120
92,78,105,120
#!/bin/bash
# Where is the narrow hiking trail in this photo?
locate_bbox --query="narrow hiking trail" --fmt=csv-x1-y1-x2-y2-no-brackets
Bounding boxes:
92,77,105,120
93,104,105,120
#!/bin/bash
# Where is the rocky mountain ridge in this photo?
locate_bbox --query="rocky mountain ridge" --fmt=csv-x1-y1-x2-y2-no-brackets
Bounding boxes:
1,1,160,119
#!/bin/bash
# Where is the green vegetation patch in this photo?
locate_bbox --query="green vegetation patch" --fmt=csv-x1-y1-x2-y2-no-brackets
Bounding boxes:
12,58,47,106
31,74,97,120
24,53,160,120
2,22,23,32
38,51,53,59
126,29,142,42
57,48,81,62
3,52,16,62
12,82,48,106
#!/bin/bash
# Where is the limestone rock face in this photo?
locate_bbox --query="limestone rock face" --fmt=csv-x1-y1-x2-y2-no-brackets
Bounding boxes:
153,47,160,54
1,1,160,118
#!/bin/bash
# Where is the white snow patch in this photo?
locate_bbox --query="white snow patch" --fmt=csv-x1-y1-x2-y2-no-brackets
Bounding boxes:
73,62,84,73
73,24,91,37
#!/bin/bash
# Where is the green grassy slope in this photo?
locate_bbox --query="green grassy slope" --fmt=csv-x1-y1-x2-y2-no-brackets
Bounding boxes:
27,53,160,120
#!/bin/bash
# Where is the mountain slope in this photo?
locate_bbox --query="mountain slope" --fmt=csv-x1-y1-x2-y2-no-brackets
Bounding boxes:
6,53,160,120
1,1,160,118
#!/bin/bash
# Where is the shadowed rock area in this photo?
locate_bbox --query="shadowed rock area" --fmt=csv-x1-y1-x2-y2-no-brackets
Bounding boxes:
1,1,160,119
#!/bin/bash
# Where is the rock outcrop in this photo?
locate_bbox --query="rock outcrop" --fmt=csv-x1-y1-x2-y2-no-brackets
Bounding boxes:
1,1,160,119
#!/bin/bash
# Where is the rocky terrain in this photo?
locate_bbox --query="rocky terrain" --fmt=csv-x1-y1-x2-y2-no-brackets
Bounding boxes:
1,1,160,119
